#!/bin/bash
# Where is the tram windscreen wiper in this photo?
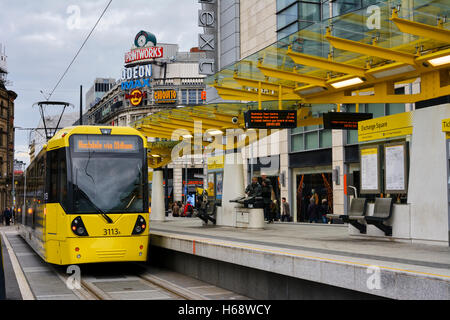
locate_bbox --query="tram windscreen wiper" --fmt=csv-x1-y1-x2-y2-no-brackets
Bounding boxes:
75,187,113,223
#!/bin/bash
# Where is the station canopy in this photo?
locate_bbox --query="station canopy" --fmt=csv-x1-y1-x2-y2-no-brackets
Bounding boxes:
135,0,450,168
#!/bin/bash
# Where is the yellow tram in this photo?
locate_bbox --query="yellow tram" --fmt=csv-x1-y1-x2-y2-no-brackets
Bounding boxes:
16,126,149,265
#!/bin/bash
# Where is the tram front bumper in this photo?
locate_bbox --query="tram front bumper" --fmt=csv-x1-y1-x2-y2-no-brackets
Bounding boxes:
58,235,149,265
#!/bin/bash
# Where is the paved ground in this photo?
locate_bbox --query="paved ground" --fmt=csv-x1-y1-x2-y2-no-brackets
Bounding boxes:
0,225,249,300
150,217,450,280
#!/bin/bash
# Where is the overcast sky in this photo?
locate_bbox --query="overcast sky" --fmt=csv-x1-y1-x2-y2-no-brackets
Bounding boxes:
0,0,202,164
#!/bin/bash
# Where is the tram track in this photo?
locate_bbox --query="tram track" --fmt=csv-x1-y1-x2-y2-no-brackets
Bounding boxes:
52,263,209,300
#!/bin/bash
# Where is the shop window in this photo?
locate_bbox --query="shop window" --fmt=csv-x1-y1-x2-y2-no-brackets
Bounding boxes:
181,90,187,104
277,22,300,40
320,129,332,148
291,134,304,152
277,3,298,30
277,0,298,12
331,0,362,17
387,103,405,115
366,103,385,118
188,89,197,105
305,131,319,150
299,2,321,22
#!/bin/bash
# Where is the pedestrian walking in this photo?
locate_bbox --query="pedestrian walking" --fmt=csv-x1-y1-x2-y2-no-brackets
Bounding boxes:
281,197,291,222
261,177,273,223
3,207,12,226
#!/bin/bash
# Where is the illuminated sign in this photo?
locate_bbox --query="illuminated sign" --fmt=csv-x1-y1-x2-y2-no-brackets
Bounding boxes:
72,135,141,153
121,65,152,90
126,89,147,106
323,112,373,130
244,110,297,129
121,65,152,80
125,47,163,64
154,89,177,104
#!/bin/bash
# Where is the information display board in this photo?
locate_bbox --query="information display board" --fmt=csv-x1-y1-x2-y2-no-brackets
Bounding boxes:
323,112,373,130
244,110,297,129
360,145,381,194
384,142,408,194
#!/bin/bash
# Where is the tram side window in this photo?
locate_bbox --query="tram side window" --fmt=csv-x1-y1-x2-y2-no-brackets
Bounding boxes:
58,149,68,210
48,151,58,203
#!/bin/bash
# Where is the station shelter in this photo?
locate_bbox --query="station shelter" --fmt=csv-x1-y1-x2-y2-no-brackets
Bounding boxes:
135,0,450,246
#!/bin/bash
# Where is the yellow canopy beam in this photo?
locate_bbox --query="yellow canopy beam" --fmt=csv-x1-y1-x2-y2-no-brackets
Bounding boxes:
213,85,278,101
257,61,327,87
233,75,296,94
391,9,450,44
325,32,417,66
287,46,367,77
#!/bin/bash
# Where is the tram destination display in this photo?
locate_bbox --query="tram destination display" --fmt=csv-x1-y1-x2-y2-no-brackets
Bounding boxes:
72,135,141,153
323,112,373,130
244,110,297,129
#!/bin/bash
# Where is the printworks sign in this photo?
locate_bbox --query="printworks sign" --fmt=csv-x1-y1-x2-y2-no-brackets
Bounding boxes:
125,30,163,65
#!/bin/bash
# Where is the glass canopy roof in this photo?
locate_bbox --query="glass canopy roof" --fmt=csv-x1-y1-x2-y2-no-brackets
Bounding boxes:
205,0,450,89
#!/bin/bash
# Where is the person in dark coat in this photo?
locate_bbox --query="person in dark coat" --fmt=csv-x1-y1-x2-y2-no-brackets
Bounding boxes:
3,207,12,226
281,197,291,222
245,177,262,198
319,199,329,223
307,198,318,223
261,178,273,223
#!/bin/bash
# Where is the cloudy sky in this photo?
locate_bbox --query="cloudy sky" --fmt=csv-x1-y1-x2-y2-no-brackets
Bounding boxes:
0,0,202,164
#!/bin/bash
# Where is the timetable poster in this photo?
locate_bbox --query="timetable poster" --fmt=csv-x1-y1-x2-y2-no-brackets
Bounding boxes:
385,143,407,193
360,146,380,194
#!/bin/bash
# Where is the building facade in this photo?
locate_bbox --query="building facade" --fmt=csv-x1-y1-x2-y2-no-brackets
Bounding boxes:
206,0,413,222
83,33,209,206
0,44,17,210
85,78,116,111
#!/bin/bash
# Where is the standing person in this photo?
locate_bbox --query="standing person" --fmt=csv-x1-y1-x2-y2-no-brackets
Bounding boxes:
261,178,273,223
319,199,329,224
172,202,180,217
281,197,291,222
0,207,3,225
3,207,11,226
307,198,317,223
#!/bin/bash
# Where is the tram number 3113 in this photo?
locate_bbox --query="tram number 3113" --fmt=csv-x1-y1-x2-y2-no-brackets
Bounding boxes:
104,228,121,236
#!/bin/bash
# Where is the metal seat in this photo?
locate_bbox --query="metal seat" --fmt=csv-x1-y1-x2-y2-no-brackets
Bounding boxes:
365,198,393,236
327,198,367,233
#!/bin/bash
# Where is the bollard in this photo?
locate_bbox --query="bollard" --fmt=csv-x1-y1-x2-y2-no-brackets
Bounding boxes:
0,235,6,300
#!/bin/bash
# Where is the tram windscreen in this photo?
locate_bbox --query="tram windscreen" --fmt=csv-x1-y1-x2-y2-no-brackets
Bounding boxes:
69,135,146,214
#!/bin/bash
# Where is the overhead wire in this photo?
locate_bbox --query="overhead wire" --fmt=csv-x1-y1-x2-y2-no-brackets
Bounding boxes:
47,0,113,100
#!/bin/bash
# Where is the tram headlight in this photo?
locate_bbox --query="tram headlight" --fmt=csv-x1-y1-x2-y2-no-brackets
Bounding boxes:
71,217,89,236
132,215,146,235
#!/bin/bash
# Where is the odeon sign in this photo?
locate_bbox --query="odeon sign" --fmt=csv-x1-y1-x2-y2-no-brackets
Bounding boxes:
121,64,152,90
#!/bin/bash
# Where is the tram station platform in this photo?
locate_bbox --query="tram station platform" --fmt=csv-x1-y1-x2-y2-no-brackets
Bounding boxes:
149,218,450,300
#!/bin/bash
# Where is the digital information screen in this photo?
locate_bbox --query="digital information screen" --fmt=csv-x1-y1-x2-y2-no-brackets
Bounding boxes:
71,135,141,153
244,110,297,129
323,112,373,130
